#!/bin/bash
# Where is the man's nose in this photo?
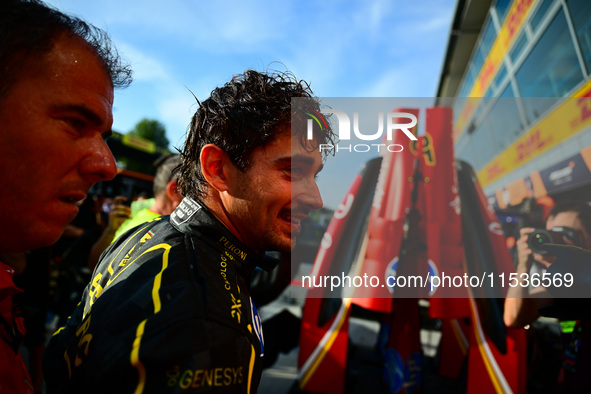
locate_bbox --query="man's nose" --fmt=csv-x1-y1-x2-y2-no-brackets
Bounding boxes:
80,136,117,183
300,179,323,210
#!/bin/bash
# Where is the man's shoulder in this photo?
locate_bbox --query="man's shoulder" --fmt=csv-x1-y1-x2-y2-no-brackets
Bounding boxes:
112,207,162,242
131,198,155,216
101,216,183,269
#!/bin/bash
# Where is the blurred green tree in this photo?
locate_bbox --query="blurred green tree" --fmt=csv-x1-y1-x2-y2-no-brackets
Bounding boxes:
129,118,169,150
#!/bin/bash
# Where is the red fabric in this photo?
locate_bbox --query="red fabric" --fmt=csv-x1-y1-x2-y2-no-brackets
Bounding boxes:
0,261,33,393
465,309,527,394
384,298,423,392
297,175,363,393
353,109,421,310
422,107,470,314
381,109,424,393
438,318,469,379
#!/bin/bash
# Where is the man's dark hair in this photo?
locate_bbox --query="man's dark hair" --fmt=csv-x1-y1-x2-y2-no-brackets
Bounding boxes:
548,200,591,234
0,0,132,98
152,154,181,196
178,69,336,199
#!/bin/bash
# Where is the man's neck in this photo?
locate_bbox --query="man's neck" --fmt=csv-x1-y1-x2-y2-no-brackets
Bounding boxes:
149,196,173,216
198,194,257,253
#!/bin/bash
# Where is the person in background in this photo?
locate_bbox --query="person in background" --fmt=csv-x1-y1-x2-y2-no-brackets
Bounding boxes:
504,201,591,326
504,200,591,393
87,154,183,270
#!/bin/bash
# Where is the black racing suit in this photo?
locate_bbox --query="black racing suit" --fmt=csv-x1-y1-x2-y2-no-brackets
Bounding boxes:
44,197,276,393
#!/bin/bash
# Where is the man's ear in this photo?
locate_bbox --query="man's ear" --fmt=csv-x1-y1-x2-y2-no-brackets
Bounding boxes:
166,180,183,205
200,144,232,192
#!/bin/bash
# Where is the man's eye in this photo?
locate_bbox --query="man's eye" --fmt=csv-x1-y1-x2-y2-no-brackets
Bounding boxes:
288,167,303,178
67,118,86,131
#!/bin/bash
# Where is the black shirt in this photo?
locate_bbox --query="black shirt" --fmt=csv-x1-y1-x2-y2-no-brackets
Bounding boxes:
44,197,275,393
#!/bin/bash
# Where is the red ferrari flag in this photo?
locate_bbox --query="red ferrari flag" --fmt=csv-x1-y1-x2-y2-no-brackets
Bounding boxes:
421,107,469,316
351,108,420,310
298,157,383,394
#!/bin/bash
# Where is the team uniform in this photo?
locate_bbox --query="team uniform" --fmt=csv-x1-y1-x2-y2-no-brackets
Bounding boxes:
44,197,275,393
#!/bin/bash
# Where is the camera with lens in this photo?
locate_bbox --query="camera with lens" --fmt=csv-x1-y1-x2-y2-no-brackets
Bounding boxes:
527,226,582,255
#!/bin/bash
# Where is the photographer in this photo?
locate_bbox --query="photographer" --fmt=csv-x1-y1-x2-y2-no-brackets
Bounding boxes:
504,201,591,327
504,200,591,393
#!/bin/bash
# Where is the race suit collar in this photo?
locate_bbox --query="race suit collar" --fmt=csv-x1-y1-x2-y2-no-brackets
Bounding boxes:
170,197,278,272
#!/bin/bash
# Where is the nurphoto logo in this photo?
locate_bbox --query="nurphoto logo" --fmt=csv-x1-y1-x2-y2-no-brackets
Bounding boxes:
306,109,418,153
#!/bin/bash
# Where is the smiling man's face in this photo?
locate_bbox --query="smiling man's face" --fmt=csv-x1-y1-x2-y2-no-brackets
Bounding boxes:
222,127,324,253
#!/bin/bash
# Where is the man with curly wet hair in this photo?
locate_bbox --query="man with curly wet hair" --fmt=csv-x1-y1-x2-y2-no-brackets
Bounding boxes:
45,69,335,393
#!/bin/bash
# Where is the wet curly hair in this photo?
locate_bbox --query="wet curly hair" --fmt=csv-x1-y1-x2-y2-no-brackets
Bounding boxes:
0,0,132,98
178,69,336,199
